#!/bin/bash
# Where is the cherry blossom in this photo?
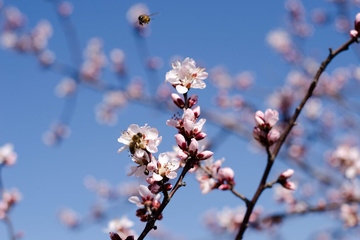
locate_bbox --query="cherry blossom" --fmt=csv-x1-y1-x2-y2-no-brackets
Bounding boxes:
253,108,280,146
128,185,162,222
165,57,208,94
151,152,180,181
0,143,17,166
118,124,162,159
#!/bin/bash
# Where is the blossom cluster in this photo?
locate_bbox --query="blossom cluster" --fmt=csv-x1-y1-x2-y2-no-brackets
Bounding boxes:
252,108,280,147
111,57,215,238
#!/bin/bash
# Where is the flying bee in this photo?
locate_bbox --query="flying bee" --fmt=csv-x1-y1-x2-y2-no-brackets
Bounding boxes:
137,12,159,27
129,132,143,155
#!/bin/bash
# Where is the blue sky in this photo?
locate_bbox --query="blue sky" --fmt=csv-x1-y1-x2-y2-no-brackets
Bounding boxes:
1,1,360,240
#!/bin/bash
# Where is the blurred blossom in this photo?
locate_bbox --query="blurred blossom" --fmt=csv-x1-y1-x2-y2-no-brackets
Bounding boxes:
267,29,301,62
104,216,136,239
285,0,304,21
311,8,328,25
288,201,307,214
303,57,319,76
80,38,107,82
55,77,77,97
266,29,291,53
304,98,322,120
0,143,17,165
37,49,55,66
1,31,17,49
57,1,73,17
231,94,244,110
328,144,360,179
104,91,127,108
42,123,71,145
340,204,359,228
234,71,255,90
15,35,32,52
127,78,144,99
209,66,233,89
286,70,308,88
335,16,351,33
110,48,126,75
84,175,118,199
96,104,118,126
353,66,360,81
203,206,262,234
117,182,140,197
58,208,80,228
273,185,295,204
288,143,306,160
0,188,22,219
2,188,22,206
31,20,53,51
214,90,231,109
268,87,295,113
4,7,26,30
146,56,163,70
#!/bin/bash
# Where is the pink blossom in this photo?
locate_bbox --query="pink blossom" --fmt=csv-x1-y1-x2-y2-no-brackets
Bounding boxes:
165,57,208,94
255,109,279,128
0,143,17,166
151,152,180,181
118,124,162,160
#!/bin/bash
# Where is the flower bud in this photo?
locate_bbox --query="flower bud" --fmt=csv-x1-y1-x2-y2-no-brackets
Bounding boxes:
355,12,360,32
109,232,122,240
197,150,213,160
175,134,187,150
171,93,185,108
188,94,198,107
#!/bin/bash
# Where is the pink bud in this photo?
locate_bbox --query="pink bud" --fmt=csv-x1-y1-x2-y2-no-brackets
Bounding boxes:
350,29,359,38
283,181,296,190
279,169,294,180
218,167,235,183
268,128,280,145
109,232,122,240
177,150,188,161
175,134,187,150
188,94,198,107
355,12,360,32
255,110,265,126
171,93,185,108
192,106,201,118
194,132,207,140
188,138,198,155
197,150,213,160
264,108,279,127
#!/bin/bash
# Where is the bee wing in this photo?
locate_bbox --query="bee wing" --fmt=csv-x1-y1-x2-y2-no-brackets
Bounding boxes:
148,12,160,17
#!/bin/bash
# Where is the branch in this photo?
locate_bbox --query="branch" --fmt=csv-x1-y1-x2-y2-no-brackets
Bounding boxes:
235,37,358,240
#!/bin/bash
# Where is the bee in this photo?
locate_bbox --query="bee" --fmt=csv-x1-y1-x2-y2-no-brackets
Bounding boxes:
129,132,143,155
138,12,159,27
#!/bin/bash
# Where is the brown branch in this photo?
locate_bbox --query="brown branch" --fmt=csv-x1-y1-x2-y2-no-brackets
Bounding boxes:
137,159,193,240
235,37,358,240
